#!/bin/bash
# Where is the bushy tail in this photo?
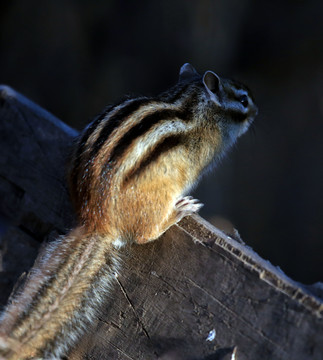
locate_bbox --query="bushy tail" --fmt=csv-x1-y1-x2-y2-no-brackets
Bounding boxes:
0,226,121,359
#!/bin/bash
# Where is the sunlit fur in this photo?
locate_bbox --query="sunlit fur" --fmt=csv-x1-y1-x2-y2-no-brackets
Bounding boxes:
0,64,257,359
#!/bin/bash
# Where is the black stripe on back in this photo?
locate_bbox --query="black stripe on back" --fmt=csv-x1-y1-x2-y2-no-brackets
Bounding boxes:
90,97,151,159
123,134,183,184
70,103,121,188
100,92,198,176
105,107,191,168
76,104,118,159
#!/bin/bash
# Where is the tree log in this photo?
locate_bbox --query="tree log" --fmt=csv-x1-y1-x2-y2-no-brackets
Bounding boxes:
0,85,322,360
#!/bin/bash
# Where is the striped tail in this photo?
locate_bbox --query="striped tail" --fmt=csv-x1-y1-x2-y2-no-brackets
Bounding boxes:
0,227,121,359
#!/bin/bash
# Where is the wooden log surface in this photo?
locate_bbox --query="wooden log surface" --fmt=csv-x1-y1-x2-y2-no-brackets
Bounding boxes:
0,85,322,360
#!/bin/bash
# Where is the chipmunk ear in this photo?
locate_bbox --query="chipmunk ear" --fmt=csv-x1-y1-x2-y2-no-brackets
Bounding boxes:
203,71,221,94
203,71,222,105
179,63,199,82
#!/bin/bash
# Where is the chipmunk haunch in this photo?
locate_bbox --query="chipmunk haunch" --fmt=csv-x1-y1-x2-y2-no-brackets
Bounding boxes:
0,63,257,359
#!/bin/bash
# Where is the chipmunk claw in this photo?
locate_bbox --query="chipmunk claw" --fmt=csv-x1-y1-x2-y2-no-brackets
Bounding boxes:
175,196,203,221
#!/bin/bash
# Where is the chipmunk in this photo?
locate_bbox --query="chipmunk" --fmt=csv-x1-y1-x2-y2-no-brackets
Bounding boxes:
0,63,257,359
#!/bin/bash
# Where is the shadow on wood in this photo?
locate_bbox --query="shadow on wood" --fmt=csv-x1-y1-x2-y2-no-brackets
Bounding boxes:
0,85,322,360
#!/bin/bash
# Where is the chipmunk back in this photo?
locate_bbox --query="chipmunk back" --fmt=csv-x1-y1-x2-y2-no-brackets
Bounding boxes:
0,63,257,359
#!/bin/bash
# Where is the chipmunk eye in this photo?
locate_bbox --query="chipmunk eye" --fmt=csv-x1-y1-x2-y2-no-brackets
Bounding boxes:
239,94,249,108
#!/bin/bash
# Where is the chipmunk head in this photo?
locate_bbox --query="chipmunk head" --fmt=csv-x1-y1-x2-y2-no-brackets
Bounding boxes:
179,63,257,150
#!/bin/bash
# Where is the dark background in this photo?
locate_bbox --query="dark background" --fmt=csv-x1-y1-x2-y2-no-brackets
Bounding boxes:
0,0,322,284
